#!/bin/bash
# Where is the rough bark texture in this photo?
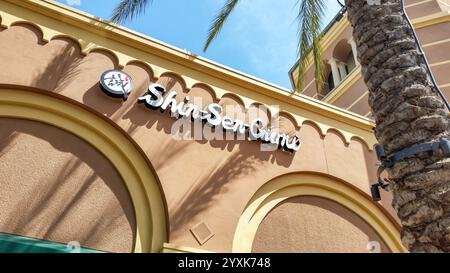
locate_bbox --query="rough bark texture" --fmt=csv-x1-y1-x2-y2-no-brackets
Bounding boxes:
345,0,450,252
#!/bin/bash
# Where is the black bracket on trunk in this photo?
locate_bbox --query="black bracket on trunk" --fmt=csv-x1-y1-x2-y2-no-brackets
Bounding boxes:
371,138,450,201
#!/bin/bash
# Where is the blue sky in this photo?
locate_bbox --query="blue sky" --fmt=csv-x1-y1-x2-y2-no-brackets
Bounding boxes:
58,0,342,89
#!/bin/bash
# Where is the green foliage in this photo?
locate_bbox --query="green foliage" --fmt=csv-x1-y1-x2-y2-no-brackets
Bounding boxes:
110,0,153,24
203,0,325,93
203,0,240,52
109,0,326,93
295,0,325,93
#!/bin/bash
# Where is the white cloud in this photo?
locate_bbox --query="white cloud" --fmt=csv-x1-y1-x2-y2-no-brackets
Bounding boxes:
66,0,81,6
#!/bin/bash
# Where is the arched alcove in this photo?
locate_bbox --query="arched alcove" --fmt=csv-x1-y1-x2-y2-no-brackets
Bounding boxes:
0,117,136,252
0,85,168,252
252,196,390,252
232,172,405,253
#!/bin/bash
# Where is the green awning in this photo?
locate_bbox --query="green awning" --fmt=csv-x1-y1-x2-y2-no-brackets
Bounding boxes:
0,232,105,253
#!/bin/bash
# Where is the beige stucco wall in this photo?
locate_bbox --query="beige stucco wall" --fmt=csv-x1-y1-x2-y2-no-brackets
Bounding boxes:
295,2,450,118
0,2,400,253
406,0,443,19
0,118,136,252
252,196,390,253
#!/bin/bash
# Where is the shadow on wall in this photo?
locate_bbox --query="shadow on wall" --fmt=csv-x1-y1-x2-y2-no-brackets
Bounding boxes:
0,22,298,167
252,195,391,253
81,61,156,122
31,36,84,92
121,102,296,167
0,23,85,92
110,77,296,235
119,101,296,234
0,21,301,241
0,118,136,253
0,23,124,117
169,150,261,233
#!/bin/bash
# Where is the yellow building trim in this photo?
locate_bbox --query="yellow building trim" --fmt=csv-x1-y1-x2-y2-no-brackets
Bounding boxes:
0,0,378,149
430,59,450,67
0,87,168,253
315,9,449,110
319,14,350,61
291,10,450,90
291,57,314,85
423,38,450,47
438,0,450,9
323,66,362,104
412,10,450,28
405,0,435,8
302,78,317,96
347,90,369,111
232,172,406,253
292,13,350,82
162,243,215,253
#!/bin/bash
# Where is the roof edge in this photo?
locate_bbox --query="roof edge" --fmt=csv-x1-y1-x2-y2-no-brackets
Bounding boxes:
5,0,376,132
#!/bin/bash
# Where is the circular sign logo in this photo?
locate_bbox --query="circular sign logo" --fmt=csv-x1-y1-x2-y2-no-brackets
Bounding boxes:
100,70,133,101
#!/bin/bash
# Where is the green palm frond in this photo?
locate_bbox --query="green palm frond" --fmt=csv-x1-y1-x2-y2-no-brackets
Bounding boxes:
203,0,240,52
110,0,152,24
296,0,325,93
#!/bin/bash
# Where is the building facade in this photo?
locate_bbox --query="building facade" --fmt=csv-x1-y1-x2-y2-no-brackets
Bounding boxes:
290,0,450,119
0,0,405,253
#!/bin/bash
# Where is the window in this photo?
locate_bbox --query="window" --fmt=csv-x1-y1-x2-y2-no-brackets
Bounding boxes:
327,71,335,92
345,51,356,75
326,40,359,96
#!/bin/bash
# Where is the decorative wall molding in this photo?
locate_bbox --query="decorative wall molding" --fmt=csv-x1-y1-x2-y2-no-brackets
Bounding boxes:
0,0,378,150
0,86,169,253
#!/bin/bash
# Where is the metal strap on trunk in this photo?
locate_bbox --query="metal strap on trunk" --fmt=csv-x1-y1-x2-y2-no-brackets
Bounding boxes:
371,138,450,201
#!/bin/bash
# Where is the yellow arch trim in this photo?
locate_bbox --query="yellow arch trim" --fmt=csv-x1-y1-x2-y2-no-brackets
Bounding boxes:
232,172,406,253
0,87,168,253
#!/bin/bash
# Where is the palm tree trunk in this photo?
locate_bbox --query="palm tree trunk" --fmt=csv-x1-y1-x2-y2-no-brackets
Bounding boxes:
345,0,450,252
